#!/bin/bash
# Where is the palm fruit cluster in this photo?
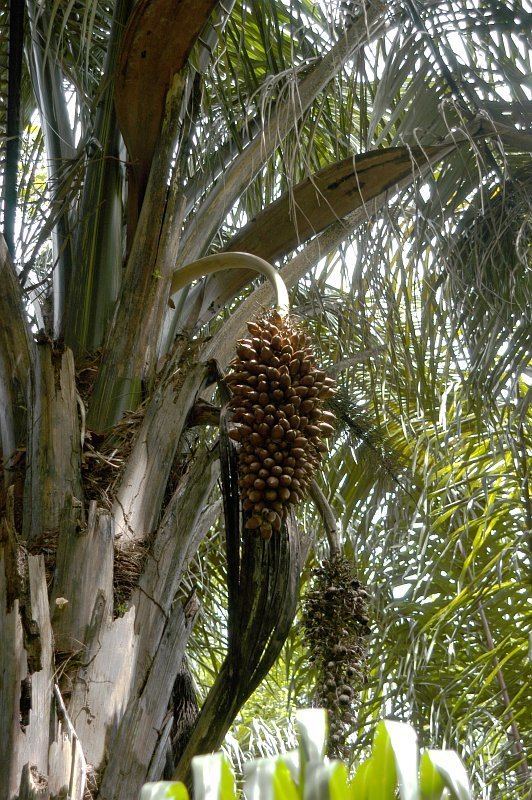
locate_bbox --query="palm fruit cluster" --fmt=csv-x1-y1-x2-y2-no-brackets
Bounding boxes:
302,555,371,760
226,310,336,539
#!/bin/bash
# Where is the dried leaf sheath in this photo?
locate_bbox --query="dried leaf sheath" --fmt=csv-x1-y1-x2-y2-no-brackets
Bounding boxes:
219,402,241,650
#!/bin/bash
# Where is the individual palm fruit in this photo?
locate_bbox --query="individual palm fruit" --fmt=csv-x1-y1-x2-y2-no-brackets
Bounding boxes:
226,310,336,538
301,555,371,760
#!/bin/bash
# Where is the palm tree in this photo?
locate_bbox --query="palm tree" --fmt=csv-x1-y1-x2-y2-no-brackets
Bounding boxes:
0,0,529,798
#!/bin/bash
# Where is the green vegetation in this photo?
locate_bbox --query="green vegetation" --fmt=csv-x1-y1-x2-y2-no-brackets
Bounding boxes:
141,710,471,799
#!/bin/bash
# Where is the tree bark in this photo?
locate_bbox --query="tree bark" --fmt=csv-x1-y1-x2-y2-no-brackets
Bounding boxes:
51,502,114,655
64,446,219,778
0,249,223,796
112,361,210,545
23,344,82,543
98,595,200,800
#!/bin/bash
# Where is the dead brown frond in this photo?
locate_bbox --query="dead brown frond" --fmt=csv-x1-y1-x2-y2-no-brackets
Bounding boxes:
27,529,59,588
75,349,103,406
113,538,152,616
81,404,147,510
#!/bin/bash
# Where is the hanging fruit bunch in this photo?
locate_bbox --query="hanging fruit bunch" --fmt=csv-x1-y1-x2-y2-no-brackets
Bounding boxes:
170,252,336,537
302,555,371,760
225,309,337,539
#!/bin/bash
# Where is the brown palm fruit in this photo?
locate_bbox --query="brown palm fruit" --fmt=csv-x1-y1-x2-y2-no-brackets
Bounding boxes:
227,310,336,539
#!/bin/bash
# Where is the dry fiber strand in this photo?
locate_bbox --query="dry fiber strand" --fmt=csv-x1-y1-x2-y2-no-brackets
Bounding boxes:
227,310,336,539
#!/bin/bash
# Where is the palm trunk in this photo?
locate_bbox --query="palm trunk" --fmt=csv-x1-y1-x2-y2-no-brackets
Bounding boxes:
0,335,218,798
0,231,214,797
0,315,305,798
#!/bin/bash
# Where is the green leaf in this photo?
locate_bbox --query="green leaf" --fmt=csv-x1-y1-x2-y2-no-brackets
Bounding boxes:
166,785,190,800
368,721,406,800
419,752,446,800
380,720,419,800
304,760,345,800
244,758,277,800
349,759,371,800
367,721,398,799
192,753,236,800
420,751,471,800
278,750,300,784
329,762,351,800
221,756,237,800
273,760,300,800
140,783,189,800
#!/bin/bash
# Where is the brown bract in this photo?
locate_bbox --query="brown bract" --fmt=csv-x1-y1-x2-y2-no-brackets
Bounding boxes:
227,311,337,539
114,0,218,198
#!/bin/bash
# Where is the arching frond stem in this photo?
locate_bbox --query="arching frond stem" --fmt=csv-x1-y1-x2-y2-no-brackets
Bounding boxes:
171,252,290,316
